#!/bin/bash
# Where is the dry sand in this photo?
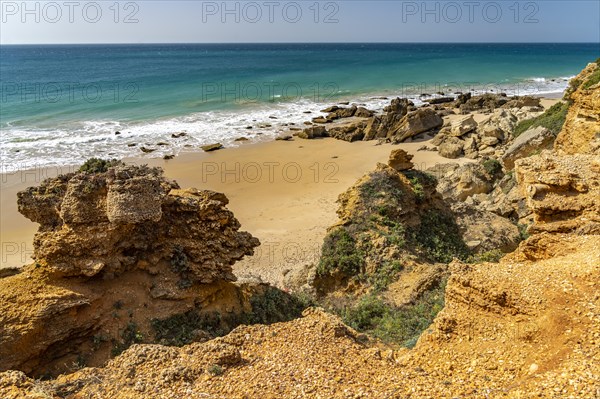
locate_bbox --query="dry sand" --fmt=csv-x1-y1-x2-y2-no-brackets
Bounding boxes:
0,98,560,286
0,138,461,284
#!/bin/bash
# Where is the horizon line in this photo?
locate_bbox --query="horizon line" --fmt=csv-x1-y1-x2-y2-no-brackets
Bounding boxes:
2,41,600,46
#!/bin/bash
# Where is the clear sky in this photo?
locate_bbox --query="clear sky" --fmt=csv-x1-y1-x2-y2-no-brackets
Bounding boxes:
1,0,599,44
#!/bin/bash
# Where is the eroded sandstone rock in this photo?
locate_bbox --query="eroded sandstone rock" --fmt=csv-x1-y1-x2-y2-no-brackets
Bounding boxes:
387,149,414,171
555,61,600,155
515,151,600,234
18,165,259,281
1,162,267,376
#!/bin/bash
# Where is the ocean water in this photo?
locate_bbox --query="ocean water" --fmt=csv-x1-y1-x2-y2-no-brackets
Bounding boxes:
1,43,599,170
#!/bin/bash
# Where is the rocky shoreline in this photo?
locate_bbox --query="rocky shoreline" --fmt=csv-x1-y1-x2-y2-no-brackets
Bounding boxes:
1,60,599,398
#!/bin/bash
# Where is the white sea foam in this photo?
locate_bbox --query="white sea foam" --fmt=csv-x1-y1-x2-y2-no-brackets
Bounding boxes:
0,77,572,172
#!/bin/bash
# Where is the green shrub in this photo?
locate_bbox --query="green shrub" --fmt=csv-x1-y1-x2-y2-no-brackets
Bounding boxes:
582,67,600,89
317,228,364,277
341,295,388,331
368,260,404,292
207,365,224,376
483,159,502,177
410,210,470,263
359,171,405,202
518,223,530,242
408,177,425,202
341,281,446,347
377,216,406,248
243,287,309,325
78,158,121,174
91,333,108,351
151,310,223,347
467,249,504,264
403,171,437,204
513,102,569,138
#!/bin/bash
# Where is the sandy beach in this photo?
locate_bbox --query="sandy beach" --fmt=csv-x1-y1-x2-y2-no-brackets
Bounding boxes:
0,137,464,283
0,97,559,286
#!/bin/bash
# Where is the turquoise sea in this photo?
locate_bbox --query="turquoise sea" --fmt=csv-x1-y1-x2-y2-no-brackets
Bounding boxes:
1,43,598,169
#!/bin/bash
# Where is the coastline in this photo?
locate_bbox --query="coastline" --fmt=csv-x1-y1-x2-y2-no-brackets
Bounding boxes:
1,89,570,172
0,96,561,285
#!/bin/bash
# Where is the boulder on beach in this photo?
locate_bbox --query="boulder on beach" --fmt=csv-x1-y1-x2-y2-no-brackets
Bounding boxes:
298,126,328,139
450,115,478,137
388,108,443,142
425,97,454,105
328,121,367,142
355,107,374,118
320,105,341,113
201,143,224,152
438,137,464,159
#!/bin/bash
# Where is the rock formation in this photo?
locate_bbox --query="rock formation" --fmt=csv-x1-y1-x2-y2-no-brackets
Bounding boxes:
311,148,522,300
514,62,600,235
501,126,554,170
0,161,310,378
555,60,600,155
299,97,443,143
515,151,600,234
17,163,258,282
387,148,414,171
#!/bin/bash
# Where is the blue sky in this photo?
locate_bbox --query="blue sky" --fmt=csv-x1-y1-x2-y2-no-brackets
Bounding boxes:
1,1,599,44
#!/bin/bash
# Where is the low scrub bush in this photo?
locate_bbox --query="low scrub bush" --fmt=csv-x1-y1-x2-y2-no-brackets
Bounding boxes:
340,281,446,348
513,102,569,138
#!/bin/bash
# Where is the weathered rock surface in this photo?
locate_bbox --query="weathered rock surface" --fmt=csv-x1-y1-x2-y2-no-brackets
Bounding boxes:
387,148,414,171
362,97,411,141
438,137,464,159
480,108,518,137
18,164,259,281
427,162,496,202
459,93,509,113
389,108,443,142
297,125,328,139
451,202,520,253
555,61,600,155
1,163,267,377
501,95,541,109
449,115,478,137
501,126,555,170
476,173,531,221
201,143,223,152
354,106,374,118
515,151,600,234
328,120,367,142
